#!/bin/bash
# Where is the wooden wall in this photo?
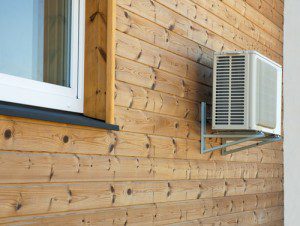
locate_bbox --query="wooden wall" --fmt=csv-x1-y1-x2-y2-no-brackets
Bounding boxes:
0,0,283,225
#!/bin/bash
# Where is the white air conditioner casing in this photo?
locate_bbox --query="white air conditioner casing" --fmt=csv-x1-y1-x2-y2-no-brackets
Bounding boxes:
212,51,282,135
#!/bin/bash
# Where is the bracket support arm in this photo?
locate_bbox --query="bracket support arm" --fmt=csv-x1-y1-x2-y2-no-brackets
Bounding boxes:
200,102,282,155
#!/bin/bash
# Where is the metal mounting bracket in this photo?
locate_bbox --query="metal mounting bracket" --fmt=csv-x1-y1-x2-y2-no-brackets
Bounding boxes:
200,102,282,155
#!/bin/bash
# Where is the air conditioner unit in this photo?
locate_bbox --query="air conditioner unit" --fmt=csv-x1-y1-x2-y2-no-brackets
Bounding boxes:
212,50,282,135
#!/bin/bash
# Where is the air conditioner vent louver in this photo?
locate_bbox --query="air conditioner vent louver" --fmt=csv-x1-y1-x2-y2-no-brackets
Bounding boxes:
230,55,245,125
215,55,246,126
215,56,230,125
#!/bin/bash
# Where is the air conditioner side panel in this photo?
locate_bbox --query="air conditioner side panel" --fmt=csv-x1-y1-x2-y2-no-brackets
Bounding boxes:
250,53,282,135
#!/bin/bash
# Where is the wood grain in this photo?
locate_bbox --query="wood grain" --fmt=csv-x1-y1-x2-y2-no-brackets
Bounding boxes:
115,80,202,120
117,0,282,64
116,31,213,85
170,207,283,225
84,0,107,120
157,0,282,56
116,56,212,102
189,0,283,50
116,6,214,68
0,116,283,163
0,200,283,225
0,179,282,218
0,151,283,183
244,0,283,28
222,0,283,42
117,0,239,52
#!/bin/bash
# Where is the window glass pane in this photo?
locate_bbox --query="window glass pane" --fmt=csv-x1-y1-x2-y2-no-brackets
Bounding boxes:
43,0,72,87
0,0,72,87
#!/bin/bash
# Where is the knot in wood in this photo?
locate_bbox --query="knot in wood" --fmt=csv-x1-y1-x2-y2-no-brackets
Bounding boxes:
127,188,132,195
63,135,69,143
4,129,12,140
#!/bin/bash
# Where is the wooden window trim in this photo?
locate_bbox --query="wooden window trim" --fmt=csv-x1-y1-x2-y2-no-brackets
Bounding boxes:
106,0,116,124
84,0,116,124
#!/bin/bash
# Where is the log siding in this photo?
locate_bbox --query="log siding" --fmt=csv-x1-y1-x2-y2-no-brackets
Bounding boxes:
0,0,283,225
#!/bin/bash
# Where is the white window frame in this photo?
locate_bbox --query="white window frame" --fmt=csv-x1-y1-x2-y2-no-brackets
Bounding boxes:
0,0,85,113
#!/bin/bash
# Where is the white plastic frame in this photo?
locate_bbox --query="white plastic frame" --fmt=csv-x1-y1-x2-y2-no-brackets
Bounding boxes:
0,0,85,113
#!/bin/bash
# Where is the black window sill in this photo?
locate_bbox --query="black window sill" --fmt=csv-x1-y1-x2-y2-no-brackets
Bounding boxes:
0,101,119,131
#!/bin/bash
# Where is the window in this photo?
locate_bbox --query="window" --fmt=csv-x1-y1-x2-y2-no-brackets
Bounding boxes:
0,0,85,112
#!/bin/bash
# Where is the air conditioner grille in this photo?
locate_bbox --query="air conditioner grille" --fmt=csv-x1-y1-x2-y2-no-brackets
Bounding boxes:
215,55,246,126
